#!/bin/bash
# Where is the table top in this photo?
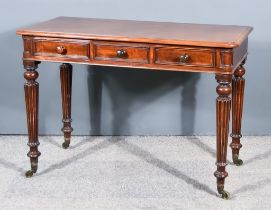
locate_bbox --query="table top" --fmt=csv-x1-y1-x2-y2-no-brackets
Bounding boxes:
17,16,252,48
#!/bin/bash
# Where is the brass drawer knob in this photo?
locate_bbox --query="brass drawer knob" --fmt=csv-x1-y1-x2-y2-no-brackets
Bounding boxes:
56,46,67,55
116,49,127,58
179,54,190,63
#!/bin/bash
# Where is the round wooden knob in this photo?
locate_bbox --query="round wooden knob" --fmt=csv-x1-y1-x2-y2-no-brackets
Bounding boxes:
116,49,127,58
56,46,67,55
179,54,190,63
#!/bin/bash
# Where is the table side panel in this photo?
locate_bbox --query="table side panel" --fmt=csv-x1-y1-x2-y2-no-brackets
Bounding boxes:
233,38,248,66
218,39,248,72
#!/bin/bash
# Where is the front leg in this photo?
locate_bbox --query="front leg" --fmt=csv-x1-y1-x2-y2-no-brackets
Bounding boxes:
230,60,246,166
24,60,41,177
60,63,73,149
214,74,232,199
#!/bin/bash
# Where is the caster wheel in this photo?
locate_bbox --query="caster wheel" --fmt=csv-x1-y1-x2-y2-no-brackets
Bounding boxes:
234,159,243,166
25,170,34,178
218,190,230,200
62,141,70,149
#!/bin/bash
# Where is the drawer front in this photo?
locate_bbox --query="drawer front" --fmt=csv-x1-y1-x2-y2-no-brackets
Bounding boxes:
33,38,90,60
93,41,149,63
155,47,215,67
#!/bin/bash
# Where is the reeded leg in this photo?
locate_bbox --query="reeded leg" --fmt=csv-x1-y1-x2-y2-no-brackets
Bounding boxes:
24,60,41,178
214,74,232,199
230,60,246,166
60,63,73,149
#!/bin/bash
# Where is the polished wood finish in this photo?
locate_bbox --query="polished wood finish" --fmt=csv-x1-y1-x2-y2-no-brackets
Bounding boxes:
214,74,232,199
93,41,149,64
60,63,73,149
33,37,90,61
154,46,215,67
17,17,252,74
17,17,252,48
23,60,41,177
20,35,249,74
17,17,252,198
230,60,246,165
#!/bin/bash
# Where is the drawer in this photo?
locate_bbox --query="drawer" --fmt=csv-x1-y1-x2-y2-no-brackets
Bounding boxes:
155,46,215,67
93,41,149,64
33,38,90,60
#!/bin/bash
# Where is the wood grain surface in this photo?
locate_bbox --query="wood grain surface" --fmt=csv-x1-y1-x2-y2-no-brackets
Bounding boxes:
17,16,252,48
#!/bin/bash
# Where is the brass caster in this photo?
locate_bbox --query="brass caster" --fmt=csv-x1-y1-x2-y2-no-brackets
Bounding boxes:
62,141,70,149
218,190,230,200
25,170,35,178
233,154,243,166
234,158,243,166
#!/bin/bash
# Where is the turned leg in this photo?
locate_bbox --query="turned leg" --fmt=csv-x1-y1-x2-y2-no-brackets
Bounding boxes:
230,60,246,166
24,60,41,178
60,63,73,149
214,74,232,199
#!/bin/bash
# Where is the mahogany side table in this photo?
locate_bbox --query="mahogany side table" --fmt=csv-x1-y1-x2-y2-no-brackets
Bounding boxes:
17,17,253,199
